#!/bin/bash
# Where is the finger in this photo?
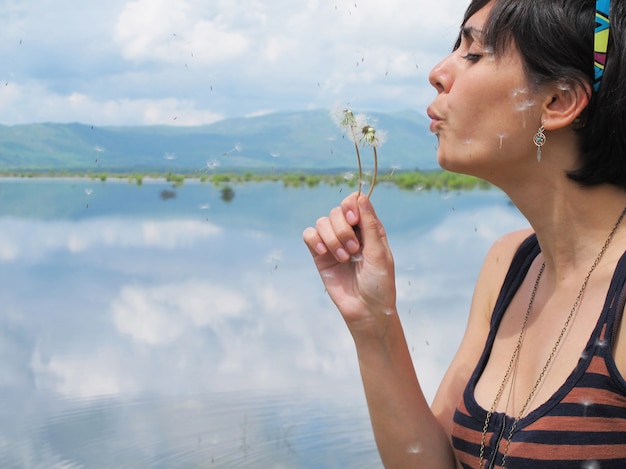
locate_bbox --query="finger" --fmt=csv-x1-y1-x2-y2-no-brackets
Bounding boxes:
340,192,361,227
356,195,391,254
314,214,353,262
329,206,361,256
302,226,328,257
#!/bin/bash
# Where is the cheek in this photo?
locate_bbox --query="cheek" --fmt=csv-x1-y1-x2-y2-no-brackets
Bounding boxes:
510,87,541,129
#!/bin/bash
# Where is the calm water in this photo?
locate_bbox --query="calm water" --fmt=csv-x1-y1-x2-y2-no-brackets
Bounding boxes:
0,178,527,468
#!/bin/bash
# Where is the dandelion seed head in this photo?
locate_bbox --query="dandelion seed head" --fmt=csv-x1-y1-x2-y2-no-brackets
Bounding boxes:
360,125,387,147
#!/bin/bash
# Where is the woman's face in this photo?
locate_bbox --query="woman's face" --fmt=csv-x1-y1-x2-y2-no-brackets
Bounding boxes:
427,3,545,180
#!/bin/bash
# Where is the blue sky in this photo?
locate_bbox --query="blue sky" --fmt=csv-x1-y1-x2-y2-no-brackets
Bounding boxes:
1,0,468,126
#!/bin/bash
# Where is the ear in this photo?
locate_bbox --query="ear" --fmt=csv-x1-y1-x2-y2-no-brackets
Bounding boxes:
540,80,592,131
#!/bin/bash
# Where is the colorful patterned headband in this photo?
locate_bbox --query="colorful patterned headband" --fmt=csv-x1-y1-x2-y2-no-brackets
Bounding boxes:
594,0,611,91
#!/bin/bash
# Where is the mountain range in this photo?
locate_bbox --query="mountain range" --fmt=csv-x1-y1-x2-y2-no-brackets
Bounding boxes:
0,109,439,173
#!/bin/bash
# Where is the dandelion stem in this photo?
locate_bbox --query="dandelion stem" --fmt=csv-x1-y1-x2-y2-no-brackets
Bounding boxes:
366,146,378,198
350,125,364,196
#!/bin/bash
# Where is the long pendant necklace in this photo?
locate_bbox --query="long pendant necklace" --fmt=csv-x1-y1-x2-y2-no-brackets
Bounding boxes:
478,205,626,469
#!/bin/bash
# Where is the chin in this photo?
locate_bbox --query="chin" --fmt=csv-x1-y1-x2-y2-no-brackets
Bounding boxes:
436,151,482,179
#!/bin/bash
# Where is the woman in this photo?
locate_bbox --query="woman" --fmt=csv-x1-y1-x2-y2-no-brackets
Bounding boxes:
303,0,626,467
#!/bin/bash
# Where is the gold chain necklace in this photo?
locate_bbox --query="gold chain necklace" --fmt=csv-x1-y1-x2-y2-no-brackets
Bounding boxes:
478,205,626,469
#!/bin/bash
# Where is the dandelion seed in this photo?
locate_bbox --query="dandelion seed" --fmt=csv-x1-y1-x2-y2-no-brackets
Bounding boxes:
350,254,363,263
85,188,93,196
515,99,536,113
199,204,210,210
580,397,593,417
581,460,601,469
496,132,507,150
164,152,177,160
383,308,395,316
223,143,242,155
407,444,422,454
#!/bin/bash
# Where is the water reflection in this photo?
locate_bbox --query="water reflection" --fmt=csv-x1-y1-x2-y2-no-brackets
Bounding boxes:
0,179,527,467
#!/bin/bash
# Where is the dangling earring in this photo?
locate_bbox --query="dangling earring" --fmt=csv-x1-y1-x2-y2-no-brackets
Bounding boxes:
533,125,546,162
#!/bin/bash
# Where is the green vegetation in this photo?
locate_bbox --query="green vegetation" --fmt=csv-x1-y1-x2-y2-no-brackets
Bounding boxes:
0,169,491,192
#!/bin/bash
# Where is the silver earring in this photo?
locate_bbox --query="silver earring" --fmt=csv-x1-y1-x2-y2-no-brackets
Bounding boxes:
533,125,546,162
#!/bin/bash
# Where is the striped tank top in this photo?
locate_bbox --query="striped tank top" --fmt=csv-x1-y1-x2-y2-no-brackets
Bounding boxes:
451,234,626,468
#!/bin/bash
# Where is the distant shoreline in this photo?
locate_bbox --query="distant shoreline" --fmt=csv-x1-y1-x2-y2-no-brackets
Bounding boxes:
0,169,492,191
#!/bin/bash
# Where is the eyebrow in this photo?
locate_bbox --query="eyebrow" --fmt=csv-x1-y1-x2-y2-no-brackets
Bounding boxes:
462,25,483,42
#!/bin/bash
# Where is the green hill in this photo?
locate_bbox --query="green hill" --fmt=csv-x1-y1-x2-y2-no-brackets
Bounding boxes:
0,109,438,173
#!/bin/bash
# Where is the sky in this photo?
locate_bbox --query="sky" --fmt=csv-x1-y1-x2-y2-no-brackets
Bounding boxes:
1,0,469,127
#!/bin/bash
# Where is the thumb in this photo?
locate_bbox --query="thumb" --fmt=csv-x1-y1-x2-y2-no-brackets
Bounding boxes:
357,195,389,250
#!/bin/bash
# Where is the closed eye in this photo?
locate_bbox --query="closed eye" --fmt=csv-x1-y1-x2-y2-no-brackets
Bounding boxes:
461,53,482,62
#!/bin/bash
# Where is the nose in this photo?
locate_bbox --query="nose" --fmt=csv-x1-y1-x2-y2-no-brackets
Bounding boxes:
428,54,453,94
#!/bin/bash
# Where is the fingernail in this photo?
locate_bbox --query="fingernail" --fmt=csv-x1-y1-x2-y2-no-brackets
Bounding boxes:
316,243,328,255
336,248,350,261
358,196,371,212
346,210,357,225
346,240,359,254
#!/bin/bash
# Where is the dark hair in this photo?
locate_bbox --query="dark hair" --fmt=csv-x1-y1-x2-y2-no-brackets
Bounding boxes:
456,0,626,189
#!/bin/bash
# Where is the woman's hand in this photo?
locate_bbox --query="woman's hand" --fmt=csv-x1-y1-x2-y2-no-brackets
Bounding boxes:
302,193,396,332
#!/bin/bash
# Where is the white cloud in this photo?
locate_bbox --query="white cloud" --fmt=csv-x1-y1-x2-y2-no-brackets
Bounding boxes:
0,0,470,125
0,217,222,262
115,0,251,64
111,281,249,345
30,347,139,398
0,82,223,125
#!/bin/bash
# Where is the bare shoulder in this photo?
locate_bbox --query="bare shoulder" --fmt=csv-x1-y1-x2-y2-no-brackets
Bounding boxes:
483,229,534,275
475,228,534,313
431,228,533,437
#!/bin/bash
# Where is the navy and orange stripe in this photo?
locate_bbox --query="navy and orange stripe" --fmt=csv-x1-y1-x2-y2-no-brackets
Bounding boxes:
451,234,626,468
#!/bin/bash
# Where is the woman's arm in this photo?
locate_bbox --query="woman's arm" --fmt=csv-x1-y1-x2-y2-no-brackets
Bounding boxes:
303,193,457,467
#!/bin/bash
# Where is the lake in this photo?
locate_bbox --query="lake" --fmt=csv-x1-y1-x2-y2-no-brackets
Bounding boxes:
0,178,527,468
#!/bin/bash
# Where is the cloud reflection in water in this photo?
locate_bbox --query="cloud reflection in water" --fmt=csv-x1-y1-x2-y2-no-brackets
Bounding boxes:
0,181,527,467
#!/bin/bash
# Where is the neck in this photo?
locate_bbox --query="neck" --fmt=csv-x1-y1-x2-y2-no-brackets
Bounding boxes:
506,179,626,279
